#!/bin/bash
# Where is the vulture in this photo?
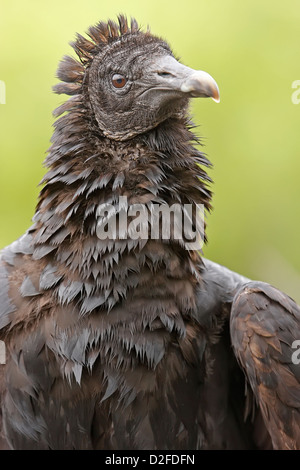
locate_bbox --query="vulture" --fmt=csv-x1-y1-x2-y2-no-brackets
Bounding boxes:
0,15,299,451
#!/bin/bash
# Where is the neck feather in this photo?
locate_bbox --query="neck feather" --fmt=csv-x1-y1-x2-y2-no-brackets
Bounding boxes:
31,107,212,315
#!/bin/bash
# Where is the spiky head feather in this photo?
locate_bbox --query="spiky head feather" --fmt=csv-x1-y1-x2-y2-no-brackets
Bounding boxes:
54,15,169,98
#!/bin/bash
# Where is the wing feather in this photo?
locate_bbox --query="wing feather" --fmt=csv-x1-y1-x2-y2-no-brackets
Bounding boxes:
230,281,300,450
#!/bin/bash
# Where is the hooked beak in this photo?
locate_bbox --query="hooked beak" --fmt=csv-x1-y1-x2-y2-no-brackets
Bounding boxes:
149,54,220,103
180,70,220,103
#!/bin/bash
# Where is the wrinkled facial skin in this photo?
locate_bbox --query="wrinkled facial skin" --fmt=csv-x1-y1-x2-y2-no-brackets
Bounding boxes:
87,35,219,141
88,38,187,141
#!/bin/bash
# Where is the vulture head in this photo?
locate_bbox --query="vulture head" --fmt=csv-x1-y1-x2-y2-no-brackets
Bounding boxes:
54,15,220,141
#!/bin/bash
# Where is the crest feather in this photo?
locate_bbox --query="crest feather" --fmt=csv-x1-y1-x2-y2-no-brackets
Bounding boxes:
56,56,84,83
118,15,129,35
87,24,108,44
53,15,142,97
130,18,139,33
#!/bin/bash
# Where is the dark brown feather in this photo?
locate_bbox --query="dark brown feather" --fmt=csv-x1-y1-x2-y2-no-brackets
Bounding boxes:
230,282,300,449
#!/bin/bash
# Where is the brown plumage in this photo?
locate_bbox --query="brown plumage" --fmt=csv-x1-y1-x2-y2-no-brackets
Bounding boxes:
0,15,299,450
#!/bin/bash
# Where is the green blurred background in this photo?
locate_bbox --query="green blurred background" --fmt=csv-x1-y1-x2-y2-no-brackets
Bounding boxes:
0,0,299,302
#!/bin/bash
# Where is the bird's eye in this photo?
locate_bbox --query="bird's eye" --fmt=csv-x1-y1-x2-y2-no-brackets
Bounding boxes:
112,74,127,88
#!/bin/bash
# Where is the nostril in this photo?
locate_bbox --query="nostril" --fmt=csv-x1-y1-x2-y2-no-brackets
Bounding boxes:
157,71,173,78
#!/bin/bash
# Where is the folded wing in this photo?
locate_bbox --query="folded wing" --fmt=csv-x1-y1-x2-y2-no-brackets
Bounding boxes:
230,282,300,450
